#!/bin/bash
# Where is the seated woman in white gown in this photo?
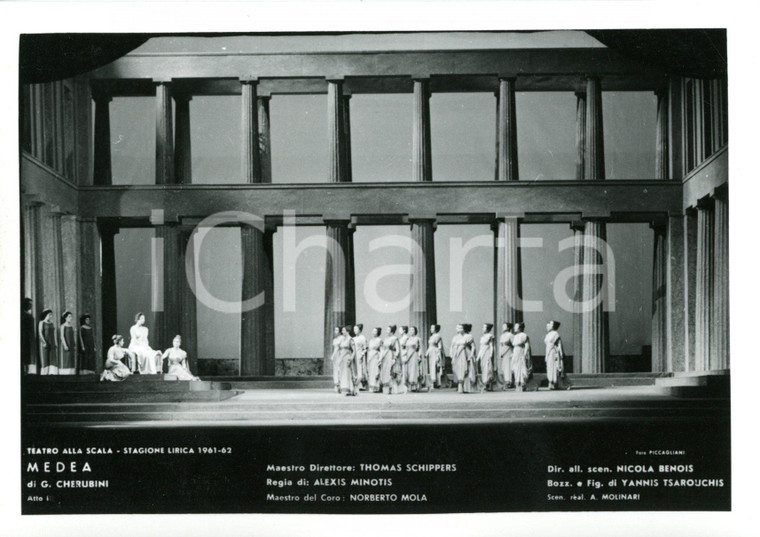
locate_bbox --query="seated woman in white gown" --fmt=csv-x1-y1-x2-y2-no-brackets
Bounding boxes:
162,335,200,381
128,312,163,374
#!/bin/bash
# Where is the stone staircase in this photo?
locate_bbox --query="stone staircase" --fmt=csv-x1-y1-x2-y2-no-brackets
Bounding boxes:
22,374,242,404
654,369,730,398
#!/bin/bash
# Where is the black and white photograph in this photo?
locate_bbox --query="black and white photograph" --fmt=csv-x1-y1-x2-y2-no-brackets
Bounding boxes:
1,2,754,536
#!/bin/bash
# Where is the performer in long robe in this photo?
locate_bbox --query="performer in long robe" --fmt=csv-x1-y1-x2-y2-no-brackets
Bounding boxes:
22,298,37,374
426,324,444,390
405,327,423,392
328,326,341,392
366,328,383,393
398,326,409,386
544,320,565,390
78,314,97,375
511,322,532,392
59,311,76,375
379,325,405,394
336,327,357,396
497,323,514,390
38,309,57,375
353,324,368,390
476,323,495,392
162,335,200,381
128,312,162,374
462,324,478,393
451,324,477,393
100,335,133,382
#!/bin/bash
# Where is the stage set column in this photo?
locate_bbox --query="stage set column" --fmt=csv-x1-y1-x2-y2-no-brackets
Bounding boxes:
242,78,262,184
241,224,276,376
49,207,66,325
78,218,104,374
496,77,518,181
656,87,670,180
323,218,356,375
92,91,112,186
327,78,350,184
579,219,609,373
257,95,272,183
493,216,523,338
575,91,587,180
694,198,714,371
712,187,729,370
576,77,609,373
651,222,667,372
665,214,686,373
155,79,175,185
23,199,45,319
413,78,432,182
683,209,698,371
410,217,437,346
173,94,192,184
97,220,118,354
570,220,585,372
152,215,182,353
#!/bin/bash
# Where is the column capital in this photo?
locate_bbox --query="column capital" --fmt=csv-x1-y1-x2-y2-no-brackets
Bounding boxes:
257,93,272,101
173,93,193,103
570,220,586,232
325,76,345,83
91,90,112,103
240,76,260,84
153,77,173,85
22,194,44,208
712,183,728,201
411,75,431,82
323,215,352,226
497,75,517,82
697,195,716,210
494,213,522,222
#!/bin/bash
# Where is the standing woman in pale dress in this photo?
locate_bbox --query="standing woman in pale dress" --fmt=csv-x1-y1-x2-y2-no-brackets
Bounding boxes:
450,324,468,393
100,335,133,382
476,323,495,392
398,326,409,385
405,326,423,392
426,324,445,390
336,326,357,396
353,324,368,390
78,314,97,375
380,325,405,394
366,327,383,392
544,321,565,390
128,312,162,374
462,324,478,393
38,309,57,375
511,322,532,392
59,311,76,375
497,323,514,390
162,335,200,381
329,326,341,392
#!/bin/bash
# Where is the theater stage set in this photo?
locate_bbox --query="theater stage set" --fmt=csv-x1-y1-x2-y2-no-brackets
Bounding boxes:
20,31,728,429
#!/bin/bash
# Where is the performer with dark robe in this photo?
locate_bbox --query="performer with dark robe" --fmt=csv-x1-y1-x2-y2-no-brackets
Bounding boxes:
22,298,36,374
78,313,97,375
59,311,77,375
38,308,57,375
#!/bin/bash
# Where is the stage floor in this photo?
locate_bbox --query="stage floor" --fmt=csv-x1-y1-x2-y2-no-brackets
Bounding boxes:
25,385,731,429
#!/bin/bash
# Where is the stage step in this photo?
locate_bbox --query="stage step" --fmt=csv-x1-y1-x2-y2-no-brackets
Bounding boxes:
654,372,730,398
24,387,729,425
24,390,243,404
24,380,231,393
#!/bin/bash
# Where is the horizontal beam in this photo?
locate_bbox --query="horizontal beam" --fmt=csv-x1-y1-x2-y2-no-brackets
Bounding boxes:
91,73,665,97
683,147,728,209
21,155,79,214
77,181,683,222
88,48,667,90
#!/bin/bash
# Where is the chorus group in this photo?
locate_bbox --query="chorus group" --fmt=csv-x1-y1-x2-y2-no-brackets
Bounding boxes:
329,320,566,396
22,298,199,383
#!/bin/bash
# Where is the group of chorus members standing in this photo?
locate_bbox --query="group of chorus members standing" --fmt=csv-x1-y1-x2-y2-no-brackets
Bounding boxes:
330,320,566,396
